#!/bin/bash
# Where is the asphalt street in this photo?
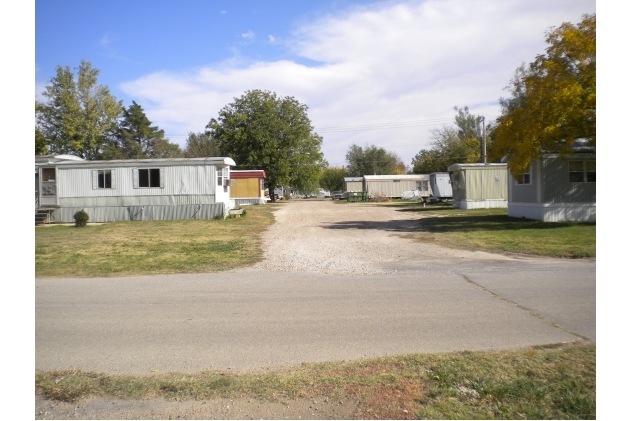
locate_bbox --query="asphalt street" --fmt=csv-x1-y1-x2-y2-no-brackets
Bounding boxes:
36,259,595,374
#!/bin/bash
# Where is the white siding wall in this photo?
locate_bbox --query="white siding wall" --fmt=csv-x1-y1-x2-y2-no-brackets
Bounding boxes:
57,165,218,198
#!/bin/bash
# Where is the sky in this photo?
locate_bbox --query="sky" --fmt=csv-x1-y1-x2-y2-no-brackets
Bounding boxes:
35,0,596,168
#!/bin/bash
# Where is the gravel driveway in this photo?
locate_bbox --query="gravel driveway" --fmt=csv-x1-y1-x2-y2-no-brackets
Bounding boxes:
253,199,513,275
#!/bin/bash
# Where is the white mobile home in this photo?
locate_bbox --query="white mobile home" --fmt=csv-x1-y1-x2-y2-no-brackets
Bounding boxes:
35,156,236,223
429,172,453,200
447,163,508,209
363,174,431,199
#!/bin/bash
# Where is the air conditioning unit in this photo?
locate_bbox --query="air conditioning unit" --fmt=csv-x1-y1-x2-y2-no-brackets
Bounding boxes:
224,179,236,187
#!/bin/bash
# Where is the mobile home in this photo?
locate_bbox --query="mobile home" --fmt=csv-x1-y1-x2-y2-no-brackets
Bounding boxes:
363,174,431,199
429,172,453,200
507,147,595,222
447,163,508,209
35,155,236,223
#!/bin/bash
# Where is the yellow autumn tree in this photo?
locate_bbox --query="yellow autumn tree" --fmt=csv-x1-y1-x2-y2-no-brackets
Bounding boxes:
490,13,595,176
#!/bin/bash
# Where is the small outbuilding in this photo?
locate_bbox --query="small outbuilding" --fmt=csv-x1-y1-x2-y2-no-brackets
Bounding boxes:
507,146,595,222
447,163,508,209
35,155,236,223
343,177,364,192
230,170,267,205
363,174,431,199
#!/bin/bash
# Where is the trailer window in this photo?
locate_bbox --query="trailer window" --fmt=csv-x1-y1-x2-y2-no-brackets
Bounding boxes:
138,168,161,187
97,170,112,188
585,161,596,182
515,167,531,185
42,168,56,181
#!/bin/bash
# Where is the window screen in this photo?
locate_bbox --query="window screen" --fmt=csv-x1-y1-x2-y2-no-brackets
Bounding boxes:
585,161,596,182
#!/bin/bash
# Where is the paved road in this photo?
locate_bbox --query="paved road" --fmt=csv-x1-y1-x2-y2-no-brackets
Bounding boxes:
36,202,595,374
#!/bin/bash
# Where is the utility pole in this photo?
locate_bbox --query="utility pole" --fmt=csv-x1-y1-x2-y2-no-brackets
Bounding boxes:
481,116,487,164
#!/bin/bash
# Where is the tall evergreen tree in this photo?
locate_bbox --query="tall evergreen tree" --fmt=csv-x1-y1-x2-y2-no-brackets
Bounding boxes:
102,101,182,159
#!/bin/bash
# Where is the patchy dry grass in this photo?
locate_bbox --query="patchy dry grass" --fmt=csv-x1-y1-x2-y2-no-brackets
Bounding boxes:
36,342,595,419
35,204,277,277
385,202,596,258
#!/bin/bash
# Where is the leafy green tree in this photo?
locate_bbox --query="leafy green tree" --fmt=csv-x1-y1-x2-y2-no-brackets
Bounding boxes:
184,132,221,157
35,127,47,155
206,90,326,202
319,167,349,192
490,14,596,176
36,60,123,159
345,144,404,176
411,125,480,174
102,101,182,159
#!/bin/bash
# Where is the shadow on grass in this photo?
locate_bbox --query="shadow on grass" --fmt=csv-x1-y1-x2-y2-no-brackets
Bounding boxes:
322,214,595,234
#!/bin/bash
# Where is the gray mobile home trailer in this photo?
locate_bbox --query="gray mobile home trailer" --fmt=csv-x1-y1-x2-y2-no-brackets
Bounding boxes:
447,163,508,209
35,156,236,223
429,172,452,200
508,149,595,222
363,174,431,199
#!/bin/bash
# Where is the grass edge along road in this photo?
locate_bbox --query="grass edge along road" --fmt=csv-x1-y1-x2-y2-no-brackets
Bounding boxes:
35,204,278,278
36,342,595,420
372,202,596,259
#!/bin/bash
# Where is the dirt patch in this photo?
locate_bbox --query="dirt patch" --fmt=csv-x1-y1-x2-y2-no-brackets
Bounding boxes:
35,394,358,420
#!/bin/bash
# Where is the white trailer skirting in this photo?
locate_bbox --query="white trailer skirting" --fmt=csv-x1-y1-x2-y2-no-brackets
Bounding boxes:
508,202,596,222
453,199,508,209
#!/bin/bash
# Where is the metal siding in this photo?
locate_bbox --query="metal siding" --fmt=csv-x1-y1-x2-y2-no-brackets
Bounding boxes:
542,157,596,203
510,164,538,203
365,179,429,198
58,195,217,207
430,173,452,198
345,181,363,191
55,204,225,223
465,167,507,201
57,165,217,198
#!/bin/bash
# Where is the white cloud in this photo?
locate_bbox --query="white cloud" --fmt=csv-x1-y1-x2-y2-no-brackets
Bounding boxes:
241,30,255,41
221,10,227,14
268,35,276,42
121,0,595,167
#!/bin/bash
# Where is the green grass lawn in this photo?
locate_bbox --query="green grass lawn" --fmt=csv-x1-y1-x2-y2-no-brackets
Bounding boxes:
36,342,595,419
387,202,595,258
35,204,277,277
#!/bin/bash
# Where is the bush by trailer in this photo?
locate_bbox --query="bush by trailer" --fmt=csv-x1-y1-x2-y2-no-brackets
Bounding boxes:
447,163,507,209
363,174,431,199
35,156,237,223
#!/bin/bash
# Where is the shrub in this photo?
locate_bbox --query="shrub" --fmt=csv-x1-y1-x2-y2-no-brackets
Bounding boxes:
73,210,89,227
369,192,391,202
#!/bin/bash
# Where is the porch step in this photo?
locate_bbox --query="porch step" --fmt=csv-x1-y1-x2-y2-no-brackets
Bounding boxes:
35,208,56,225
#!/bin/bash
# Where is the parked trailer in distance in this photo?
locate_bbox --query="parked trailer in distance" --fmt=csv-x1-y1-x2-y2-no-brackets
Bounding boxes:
429,172,453,200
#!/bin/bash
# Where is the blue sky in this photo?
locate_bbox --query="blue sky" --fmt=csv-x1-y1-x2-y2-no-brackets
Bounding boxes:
36,0,596,167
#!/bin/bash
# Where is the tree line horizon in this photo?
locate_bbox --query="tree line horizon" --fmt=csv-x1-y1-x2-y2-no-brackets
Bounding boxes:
36,14,595,198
